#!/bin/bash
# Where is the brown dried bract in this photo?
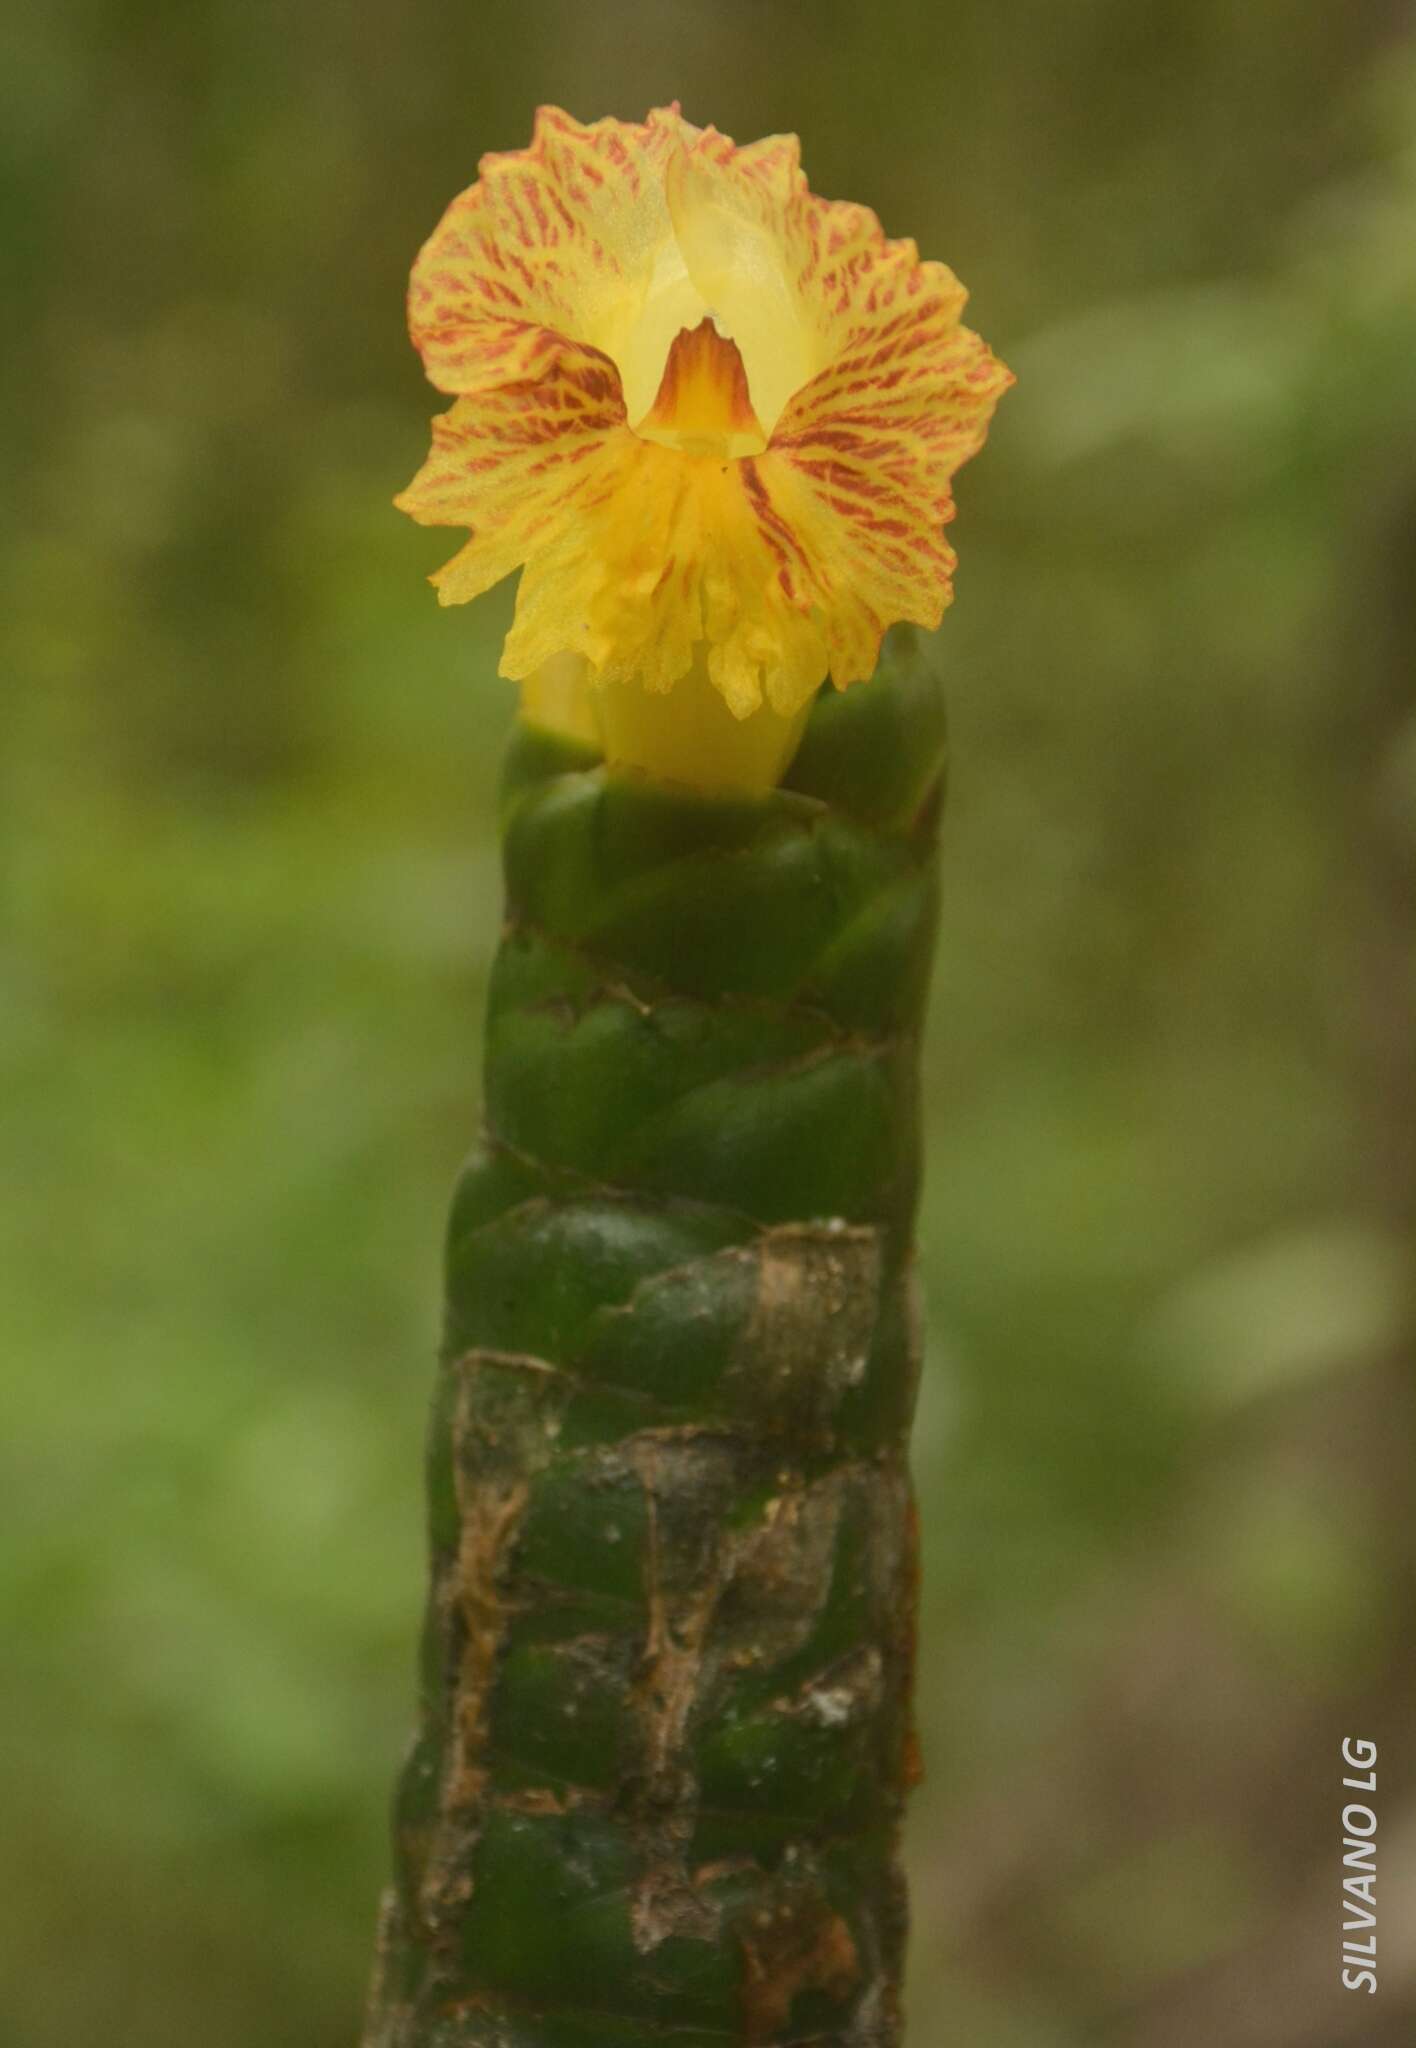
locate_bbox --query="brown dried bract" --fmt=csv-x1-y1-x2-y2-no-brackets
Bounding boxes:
739,1888,862,2040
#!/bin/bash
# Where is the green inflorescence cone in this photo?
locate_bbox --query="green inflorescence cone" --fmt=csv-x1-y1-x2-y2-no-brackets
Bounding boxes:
363,632,948,2048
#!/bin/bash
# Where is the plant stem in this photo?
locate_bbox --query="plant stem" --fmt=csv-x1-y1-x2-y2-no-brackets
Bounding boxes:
363,633,946,2047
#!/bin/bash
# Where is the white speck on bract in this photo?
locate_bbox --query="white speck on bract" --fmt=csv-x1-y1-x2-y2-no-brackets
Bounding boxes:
802,1686,855,1728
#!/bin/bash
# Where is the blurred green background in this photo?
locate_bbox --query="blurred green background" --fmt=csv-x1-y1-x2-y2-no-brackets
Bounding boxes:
4,2,1415,2043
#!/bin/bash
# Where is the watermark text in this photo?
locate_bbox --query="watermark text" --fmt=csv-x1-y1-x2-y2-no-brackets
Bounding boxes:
1340,1738,1378,1995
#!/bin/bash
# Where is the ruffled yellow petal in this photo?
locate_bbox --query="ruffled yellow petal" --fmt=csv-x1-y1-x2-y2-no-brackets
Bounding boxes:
751,287,1012,684
501,427,827,718
407,105,688,399
394,330,630,604
398,104,1013,780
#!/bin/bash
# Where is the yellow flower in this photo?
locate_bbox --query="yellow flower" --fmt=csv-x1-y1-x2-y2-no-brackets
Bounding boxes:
398,104,1012,788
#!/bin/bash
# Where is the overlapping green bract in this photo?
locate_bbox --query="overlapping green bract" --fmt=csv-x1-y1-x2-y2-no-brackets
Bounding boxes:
364,637,947,2047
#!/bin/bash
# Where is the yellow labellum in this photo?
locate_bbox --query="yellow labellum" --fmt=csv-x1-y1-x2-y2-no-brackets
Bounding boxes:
398,104,1012,790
